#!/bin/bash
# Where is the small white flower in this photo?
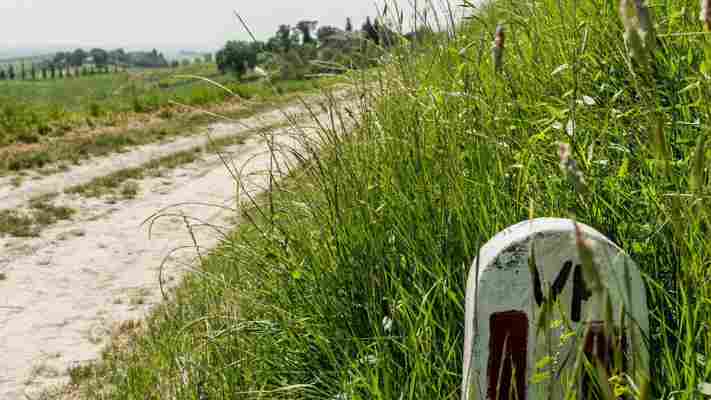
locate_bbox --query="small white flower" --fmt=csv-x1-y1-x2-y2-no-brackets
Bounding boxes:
551,122,563,131
382,316,393,332
359,354,378,365
698,382,711,396
551,63,569,76
582,95,596,106
445,91,465,98
388,234,396,245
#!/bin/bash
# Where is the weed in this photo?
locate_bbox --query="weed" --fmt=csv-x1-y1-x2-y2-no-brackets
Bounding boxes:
69,363,98,386
10,175,23,187
0,195,74,237
89,102,103,118
120,181,140,199
0,210,36,237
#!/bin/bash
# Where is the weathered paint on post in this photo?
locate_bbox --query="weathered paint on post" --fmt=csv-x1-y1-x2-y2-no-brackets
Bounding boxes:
462,218,649,400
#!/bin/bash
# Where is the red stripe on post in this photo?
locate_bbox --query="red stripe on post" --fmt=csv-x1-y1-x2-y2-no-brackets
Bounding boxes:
487,311,528,400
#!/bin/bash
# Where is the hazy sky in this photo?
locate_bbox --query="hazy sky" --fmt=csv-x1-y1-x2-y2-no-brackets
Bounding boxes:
0,0,461,51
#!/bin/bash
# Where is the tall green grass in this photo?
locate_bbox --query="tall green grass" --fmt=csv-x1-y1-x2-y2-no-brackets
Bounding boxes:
73,0,710,399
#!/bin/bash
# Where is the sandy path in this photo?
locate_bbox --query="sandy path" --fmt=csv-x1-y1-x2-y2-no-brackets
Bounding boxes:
0,92,354,399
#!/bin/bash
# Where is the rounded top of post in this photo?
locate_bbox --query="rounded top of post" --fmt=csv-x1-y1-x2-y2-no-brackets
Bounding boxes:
475,218,618,268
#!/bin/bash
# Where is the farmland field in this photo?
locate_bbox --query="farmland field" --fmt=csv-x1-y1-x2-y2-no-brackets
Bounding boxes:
0,63,238,145
0,61,336,172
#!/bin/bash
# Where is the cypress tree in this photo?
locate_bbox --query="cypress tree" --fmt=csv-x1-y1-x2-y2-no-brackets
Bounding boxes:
362,17,379,44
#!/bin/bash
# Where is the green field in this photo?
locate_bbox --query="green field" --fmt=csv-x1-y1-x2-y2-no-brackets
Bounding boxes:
62,0,711,399
0,63,225,144
0,62,320,148
0,62,335,173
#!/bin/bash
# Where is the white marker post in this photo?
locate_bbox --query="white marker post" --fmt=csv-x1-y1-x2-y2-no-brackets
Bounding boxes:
462,218,649,400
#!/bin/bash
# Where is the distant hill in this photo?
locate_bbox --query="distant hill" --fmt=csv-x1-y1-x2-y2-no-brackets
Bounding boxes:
0,49,56,61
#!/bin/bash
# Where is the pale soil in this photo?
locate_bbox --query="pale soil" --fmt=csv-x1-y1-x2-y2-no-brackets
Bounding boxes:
0,90,356,399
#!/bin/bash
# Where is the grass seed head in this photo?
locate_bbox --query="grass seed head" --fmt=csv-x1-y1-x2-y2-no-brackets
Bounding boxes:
492,24,505,73
619,0,638,32
558,142,587,193
634,0,656,48
575,223,602,293
619,0,656,66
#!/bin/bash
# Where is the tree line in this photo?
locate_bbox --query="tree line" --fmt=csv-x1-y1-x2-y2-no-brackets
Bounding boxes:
0,48,180,81
215,15,410,79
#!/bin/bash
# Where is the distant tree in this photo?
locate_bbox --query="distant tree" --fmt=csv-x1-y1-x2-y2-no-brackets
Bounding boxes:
30,63,36,80
203,53,213,63
374,18,396,46
49,63,56,79
90,48,109,67
20,62,26,80
405,26,434,45
53,52,68,66
345,17,353,32
40,67,47,80
317,25,342,43
6,65,15,80
267,24,298,53
215,40,263,77
277,24,291,44
362,17,378,44
109,48,128,66
58,68,64,78
181,59,191,67
126,50,169,68
0,70,6,80
361,17,396,46
70,49,88,67
171,60,180,68
296,20,318,45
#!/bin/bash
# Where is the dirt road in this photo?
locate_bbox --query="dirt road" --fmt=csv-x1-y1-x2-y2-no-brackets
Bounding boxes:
0,91,354,399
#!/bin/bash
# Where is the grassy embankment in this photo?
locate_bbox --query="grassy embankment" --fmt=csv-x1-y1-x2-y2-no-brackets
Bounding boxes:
67,0,710,399
0,62,338,173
